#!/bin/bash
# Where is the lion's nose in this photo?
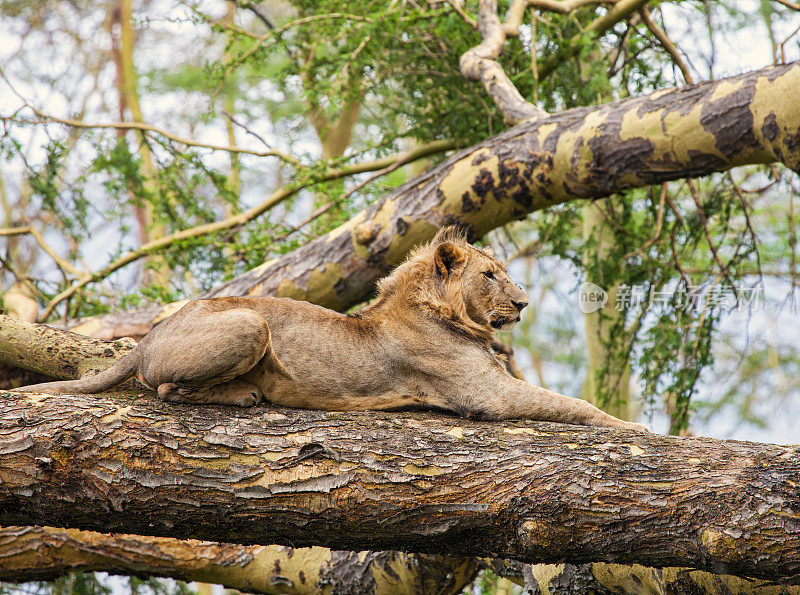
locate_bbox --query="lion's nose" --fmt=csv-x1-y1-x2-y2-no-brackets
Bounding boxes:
512,299,528,312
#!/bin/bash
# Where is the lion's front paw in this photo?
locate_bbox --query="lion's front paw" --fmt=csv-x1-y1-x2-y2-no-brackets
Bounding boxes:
624,421,652,433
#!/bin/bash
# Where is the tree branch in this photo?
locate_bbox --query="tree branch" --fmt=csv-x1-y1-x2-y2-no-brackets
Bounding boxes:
459,0,548,124
1,388,799,583
0,225,31,236
0,526,478,594
536,0,653,80
24,219,82,278
639,6,694,85
2,107,300,165
0,315,136,380
1,526,792,593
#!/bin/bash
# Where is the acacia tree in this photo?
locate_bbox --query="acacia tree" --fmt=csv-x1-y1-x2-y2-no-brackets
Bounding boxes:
2,0,800,592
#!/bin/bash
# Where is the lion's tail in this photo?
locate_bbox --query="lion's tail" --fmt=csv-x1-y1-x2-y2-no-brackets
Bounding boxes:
12,351,140,395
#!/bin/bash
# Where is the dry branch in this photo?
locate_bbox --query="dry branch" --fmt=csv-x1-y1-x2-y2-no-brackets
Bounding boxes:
3,107,299,163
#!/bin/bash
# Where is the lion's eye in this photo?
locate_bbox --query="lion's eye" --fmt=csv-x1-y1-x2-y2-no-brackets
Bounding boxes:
483,271,495,280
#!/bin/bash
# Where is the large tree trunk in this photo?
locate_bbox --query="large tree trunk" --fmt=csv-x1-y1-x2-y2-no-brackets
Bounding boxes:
2,388,799,584
63,60,800,339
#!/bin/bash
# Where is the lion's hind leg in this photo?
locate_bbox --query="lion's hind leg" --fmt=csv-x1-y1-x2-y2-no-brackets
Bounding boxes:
139,306,278,407
158,380,262,407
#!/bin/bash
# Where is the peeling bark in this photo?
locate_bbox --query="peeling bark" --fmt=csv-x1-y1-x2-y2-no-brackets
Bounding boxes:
62,61,800,340
0,526,478,594
1,390,799,583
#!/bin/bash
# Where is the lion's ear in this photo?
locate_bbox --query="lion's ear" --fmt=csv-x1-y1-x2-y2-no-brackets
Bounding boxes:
434,242,467,278
481,246,494,257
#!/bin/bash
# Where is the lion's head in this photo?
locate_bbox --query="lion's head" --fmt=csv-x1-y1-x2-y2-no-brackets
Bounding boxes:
376,227,528,341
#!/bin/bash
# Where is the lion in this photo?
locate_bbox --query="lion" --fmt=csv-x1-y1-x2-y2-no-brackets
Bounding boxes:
16,228,648,432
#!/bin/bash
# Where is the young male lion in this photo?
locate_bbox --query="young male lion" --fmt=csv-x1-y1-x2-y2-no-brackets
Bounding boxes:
17,228,647,432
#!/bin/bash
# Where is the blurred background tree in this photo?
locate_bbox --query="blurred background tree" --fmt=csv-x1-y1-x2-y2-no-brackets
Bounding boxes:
1,0,799,592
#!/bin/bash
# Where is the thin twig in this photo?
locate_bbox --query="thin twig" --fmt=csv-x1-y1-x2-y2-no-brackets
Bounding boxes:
623,183,667,260
639,6,693,84
726,171,764,284
24,218,82,278
267,202,339,247
221,110,273,150
336,34,372,88
0,225,31,237
0,254,46,302
38,139,460,321
663,192,691,289
779,22,800,63
339,146,426,203
527,0,615,15
232,0,276,29
444,0,478,27
773,0,800,11
263,147,431,247
4,107,300,166
686,179,736,289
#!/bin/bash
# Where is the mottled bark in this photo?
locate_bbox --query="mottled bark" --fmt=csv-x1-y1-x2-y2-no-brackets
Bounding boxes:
1,390,799,583
62,61,800,340
0,526,478,594
3,528,795,595
0,315,136,382
518,561,800,594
